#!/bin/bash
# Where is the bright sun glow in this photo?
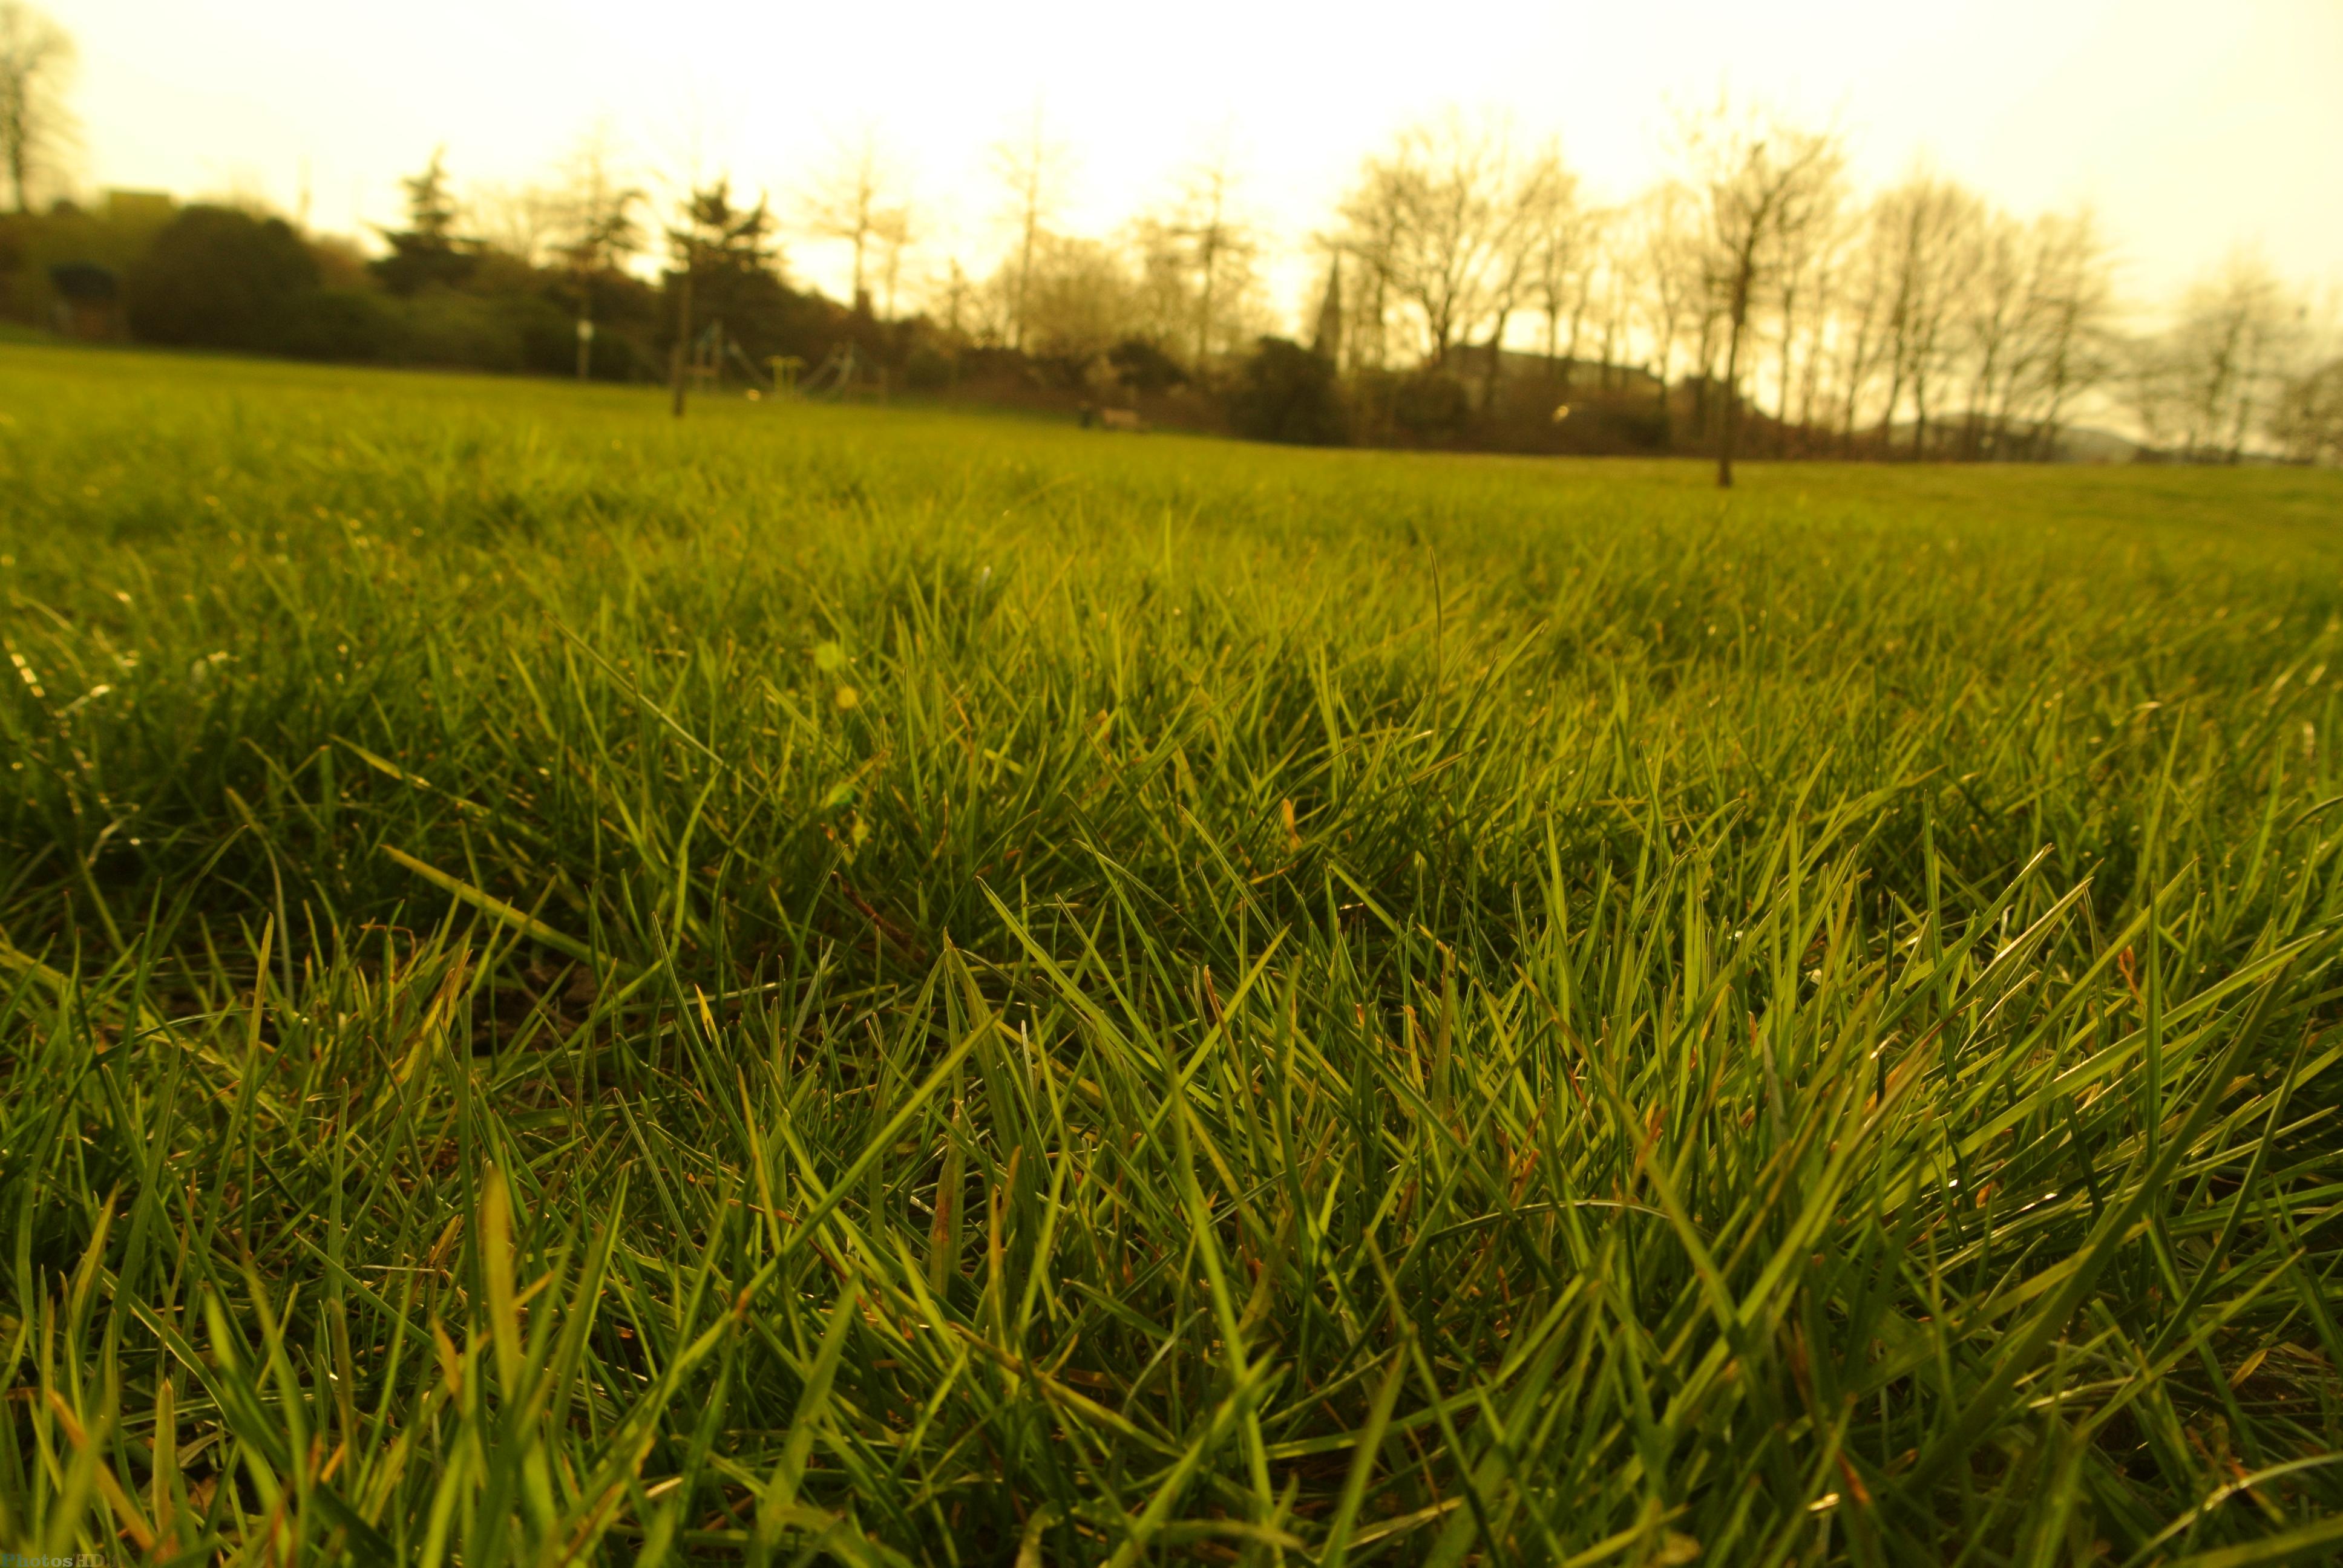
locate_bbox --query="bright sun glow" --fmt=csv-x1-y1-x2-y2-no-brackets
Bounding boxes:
46,0,2343,318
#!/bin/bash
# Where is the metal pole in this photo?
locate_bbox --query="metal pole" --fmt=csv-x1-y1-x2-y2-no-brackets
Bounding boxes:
669,237,693,419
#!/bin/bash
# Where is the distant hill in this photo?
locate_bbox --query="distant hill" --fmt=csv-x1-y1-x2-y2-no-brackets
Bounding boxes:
1869,419,2143,464
2048,425,2143,463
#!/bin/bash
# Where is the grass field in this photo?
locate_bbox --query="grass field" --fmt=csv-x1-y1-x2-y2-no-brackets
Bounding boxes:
4,342,2343,1566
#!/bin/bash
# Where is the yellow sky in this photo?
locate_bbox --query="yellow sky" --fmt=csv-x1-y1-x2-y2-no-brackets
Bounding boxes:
44,0,2343,322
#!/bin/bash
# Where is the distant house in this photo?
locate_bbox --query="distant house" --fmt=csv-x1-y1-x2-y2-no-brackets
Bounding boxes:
1444,341,1667,401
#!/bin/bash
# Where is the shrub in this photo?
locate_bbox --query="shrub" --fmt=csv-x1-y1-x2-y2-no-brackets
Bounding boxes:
396,290,557,373
1109,336,1187,395
125,206,319,350
1226,336,1347,446
902,345,954,391
271,287,404,361
1390,370,1471,442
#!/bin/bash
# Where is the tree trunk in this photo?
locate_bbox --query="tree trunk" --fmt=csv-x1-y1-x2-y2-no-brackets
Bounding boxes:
1013,202,1037,351
1691,312,1718,441
4,103,26,214
1483,310,1510,409
1775,286,1797,457
669,254,694,419
1718,266,1751,489
1196,234,1218,366
574,271,593,381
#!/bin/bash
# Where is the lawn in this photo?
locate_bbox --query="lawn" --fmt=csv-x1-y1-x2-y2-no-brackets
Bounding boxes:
4,342,2342,1564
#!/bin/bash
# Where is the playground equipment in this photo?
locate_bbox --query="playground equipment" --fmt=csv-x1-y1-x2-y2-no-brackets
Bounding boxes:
673,325,886,405
672,319,783,399
798,342,888,401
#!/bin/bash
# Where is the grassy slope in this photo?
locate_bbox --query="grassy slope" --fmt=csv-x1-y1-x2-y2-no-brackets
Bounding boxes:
4,342,2343,1563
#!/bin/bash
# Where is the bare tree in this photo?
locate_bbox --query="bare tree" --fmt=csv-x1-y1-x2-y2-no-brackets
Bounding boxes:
552,125,646,276
994,232,1140,374
0,1,74,213
1126,217,1190,346
1678,100,1844,486
1473,141,1570,405
1947,204,2116,459
2011,209,2114,457
1117,149,1265,373
1809,186,2111,462
871,202,913,321
1762,169,1846,452
1829,227,1895,452
993,107,1071,351
1587,233,1636,391
1522,162,1595,386
1274,98,2132,466
918,256,993,366
804,129,905,312
1339,112,1553,370
1162,136,1260,367
2131,253,2304,462
1785,204,1856,446
471,183,561,266
1954,208,2028,458
2273,356,2343,466
1333,189,1402,376
1632,183,1701,414
550,125,644,380
1867,174,1979,459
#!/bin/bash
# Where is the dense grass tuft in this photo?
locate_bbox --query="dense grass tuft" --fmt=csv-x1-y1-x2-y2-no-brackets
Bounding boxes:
5,344,2343,1563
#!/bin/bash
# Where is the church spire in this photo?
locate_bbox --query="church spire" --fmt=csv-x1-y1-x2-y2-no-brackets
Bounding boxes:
1311,252,1344,367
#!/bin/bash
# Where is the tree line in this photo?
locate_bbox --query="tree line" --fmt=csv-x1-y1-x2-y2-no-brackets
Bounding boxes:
1316,106,2337,475
1,1,2335,471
